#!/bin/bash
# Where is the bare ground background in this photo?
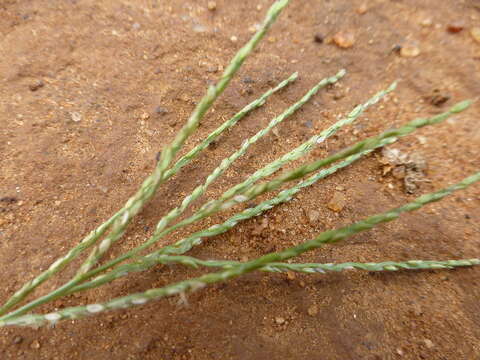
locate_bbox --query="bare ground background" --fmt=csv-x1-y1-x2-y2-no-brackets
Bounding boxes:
0,0,479,359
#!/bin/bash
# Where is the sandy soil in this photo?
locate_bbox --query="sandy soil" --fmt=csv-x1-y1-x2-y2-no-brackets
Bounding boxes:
1,0,480,359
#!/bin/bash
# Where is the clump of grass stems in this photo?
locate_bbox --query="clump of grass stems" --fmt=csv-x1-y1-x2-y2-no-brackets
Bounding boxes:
1,0,478,327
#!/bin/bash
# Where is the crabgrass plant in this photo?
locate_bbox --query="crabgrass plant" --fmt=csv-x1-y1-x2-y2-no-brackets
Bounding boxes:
1,0,479,327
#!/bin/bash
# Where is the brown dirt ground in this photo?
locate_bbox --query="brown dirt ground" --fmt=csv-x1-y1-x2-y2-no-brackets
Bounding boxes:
1,0,480,359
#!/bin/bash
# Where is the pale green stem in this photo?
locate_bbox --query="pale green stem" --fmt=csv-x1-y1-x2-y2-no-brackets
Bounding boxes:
0,71,293,318
2,171,478,327
71,142,393,293
112,255,480,273
0,71,342,318
0,0,290,317
3,100,467,319
165,72,298,179
76,0,292,276
147,71,343,260
69,78,390,285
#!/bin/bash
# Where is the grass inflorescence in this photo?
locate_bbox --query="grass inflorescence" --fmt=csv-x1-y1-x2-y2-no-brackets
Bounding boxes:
0,0,478,327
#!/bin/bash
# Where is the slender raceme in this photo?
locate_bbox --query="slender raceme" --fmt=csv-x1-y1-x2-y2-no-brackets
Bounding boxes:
70,141,394,294
1,0,477,331
0,0,291,317
67,79,393,287
75,0,292,276
2,171,478,327
145,70,344,257
0,70,344,318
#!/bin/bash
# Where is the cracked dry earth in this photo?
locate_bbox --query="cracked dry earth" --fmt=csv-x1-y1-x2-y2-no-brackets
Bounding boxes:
1,0,480,359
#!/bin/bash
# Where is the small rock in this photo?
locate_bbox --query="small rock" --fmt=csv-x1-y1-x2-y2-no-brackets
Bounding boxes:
70,111,82,122
327,192,346,213
207,1,217,11
230,35,238,43
307,210,320,224
400,42,420,57
13,336,24,345
286,271,296,280
427,90,450,107
447,22,464,33
420,18,433,27
30,340,41,349
304,120,313,129
275,316,285,325
396,348,404,356
132,22,141,30
332,31,355,48
392,165,406,179
0,196,18,204
471,27,480,43
192,24,207,33
424,339,434,349
356,4,368,15
242,76,255,84
381,148,408,165
417,135,427,145
206,65,218,73
314,33,324,43
154,106,168,116
29,80,44,91
252,218,268,236
307,304,318,316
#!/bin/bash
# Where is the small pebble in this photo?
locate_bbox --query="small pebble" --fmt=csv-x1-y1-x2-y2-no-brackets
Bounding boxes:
400,42,420,57
29,80,44,91
447,22,464,33
206,65,218,73
471,27,480,43
13,336,24,345
132,22,141,30
230,35,238,43
396,348,404,356
429,92,450,107
193,24,207,33
275,316,285,325
392,165,406,179
70,111,82,122
327,191,346,213
420,18,433,27
307,210,320,224
424,339,434,349
332,31,355,48
307,304,318,316
30,340,41,349
417,135,427,145
356,4,368,15
207,1,217,11
314,33,324,43
304,120,313,129
154,106,168,115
